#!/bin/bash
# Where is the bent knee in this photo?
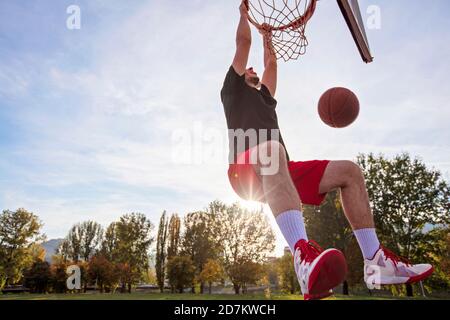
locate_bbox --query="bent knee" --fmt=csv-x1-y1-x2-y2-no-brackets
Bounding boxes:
341,161,364,182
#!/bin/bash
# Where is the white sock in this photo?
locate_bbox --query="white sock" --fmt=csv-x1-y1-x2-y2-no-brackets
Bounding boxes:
276,210,308,254
354,228,380,260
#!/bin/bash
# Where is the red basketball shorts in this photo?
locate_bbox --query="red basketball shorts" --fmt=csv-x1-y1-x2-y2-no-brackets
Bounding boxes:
228,147,330,206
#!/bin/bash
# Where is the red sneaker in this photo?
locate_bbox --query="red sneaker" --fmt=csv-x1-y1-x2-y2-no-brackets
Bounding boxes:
294,240,348,300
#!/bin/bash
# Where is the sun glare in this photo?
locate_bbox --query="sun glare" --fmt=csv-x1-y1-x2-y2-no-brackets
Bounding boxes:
239,200,264,212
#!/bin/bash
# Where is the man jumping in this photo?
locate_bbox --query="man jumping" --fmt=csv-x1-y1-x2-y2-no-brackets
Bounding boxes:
220,1,434,300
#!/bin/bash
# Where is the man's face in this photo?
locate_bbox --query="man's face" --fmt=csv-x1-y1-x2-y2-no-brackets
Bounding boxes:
245,67,260,87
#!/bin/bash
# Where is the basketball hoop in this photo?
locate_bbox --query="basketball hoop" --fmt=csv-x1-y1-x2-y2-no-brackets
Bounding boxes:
244,0,318,62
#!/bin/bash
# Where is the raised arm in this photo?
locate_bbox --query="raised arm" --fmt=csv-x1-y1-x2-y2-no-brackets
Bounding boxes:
232,1,252,76
260,25,277,97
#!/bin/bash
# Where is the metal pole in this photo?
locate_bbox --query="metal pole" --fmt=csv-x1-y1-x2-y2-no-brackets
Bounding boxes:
419,281,426,298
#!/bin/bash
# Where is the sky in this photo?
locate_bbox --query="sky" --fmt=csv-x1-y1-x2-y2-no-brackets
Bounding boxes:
0,0,449,256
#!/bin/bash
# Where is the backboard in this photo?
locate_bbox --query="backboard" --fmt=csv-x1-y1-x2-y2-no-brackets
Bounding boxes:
337,0,373,63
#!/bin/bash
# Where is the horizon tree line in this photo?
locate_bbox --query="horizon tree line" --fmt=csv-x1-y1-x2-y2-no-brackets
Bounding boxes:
0,153,449,296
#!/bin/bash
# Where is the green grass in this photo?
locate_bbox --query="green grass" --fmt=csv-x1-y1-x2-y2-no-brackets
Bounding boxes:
0,292,439,301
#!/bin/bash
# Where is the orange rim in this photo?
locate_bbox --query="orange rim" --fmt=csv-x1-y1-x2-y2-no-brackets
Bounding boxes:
244,0,318,31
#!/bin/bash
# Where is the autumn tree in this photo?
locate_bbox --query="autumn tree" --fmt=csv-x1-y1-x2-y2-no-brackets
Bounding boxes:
0,209,44,288
155,211,169,293
208,202,275,294
166,256,196,293
87,256,118,293
198,259,223,294
50,257,68,293
357,153,450,296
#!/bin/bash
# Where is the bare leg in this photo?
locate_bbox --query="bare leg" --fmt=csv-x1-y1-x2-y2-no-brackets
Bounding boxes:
318,161,374,230
253,141,302,216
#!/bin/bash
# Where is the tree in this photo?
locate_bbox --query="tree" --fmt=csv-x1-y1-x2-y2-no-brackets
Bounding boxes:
29,243,46,262
357,153,450,296
181,211,217,293
100,222,119,262
277,250,299,294
50,258,68,293
58,221,103,262
167,214,181,259
55,239,71,263
23,260,51,293
416,226,450,292
88,256,116,293
440,229,450,278
198,259,223,294
262,259,279,289
303,191,361,294
155,211,169,293
229,259,263,294
98,213,154,293
208,202,275,294
116,213,154,292
0,209,44,287
166,256,196,293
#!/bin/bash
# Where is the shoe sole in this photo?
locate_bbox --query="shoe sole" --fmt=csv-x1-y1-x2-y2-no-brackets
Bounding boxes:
304,290,334,301
407,266,434,284
366,266,434,287
308,249,348,295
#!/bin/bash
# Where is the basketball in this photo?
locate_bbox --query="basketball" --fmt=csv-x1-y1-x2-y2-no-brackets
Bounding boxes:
318,87,360,128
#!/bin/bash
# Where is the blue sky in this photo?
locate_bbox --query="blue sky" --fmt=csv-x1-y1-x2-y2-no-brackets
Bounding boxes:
1,0,449,256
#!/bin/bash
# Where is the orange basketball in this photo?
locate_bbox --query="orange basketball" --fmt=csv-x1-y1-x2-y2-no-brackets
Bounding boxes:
318,87,360,128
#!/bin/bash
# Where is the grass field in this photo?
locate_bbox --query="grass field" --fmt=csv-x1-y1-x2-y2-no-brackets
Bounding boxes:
0,292,441,300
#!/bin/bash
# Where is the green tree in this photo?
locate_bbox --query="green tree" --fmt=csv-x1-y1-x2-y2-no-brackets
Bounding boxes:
357,153,450,296
29,243,46,262
100,222,119,262
277,250,299,294
116,213,154,293
23,260,51,293
98,214,154,293
181,211,217,293
262,259,279,289
58,221,103,262
167,214,181,259
303,191,362,294
208,202,275,294
0,209,44,287
198,259,223,294
155,211,169,293
230,260,263,294
441,229,450,277
416,226,450,292
166,256,196,293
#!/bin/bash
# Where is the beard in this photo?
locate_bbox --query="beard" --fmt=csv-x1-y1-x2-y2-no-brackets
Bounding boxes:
247,76,260,87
